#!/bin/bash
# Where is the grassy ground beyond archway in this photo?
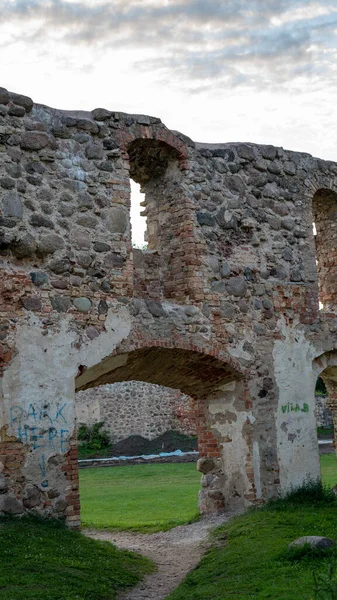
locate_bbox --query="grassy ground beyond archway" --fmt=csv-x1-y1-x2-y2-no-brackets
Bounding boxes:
80,463,200,532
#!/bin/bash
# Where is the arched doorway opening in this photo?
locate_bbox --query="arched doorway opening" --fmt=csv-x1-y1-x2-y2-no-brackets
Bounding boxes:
314,376,335,484
313,352,337,490
71,343,247,528
75,380,199,531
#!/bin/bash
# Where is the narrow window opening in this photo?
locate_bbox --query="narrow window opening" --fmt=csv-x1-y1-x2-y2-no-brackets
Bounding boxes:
312,221,323,309
130,180,147,249
312,188,337,312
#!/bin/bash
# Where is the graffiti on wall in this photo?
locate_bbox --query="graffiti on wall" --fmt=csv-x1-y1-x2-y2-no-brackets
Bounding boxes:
9,402,70,454
281,402,309,414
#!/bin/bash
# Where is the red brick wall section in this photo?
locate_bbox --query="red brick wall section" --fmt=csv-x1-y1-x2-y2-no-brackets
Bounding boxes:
190,397,221,458
313,189,337,312
62,439,80,528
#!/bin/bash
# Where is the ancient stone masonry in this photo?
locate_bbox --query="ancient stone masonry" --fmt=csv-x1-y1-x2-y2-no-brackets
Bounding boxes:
1,85,337,526
76,382,196,444
315,394,333,430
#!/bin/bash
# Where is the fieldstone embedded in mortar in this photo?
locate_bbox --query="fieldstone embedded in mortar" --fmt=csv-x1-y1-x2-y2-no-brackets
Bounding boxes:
22,297,42,311
145,300,166,317
73,297,92,312
220,302,236,318
93,241,111,253
38,234,65,255
20,131,50,151
197,457,215,474
23,486,42,509
0,87,9,104
30,214,54,229
0,495,24,514
201,474,216,487
104,253,125,269
8,105,25,117
2,190,23,218
54,498,68,513
221,262,231,278
103,208,128,233
51,296,72,312
196,212,216,227
77,192,94,210
226,276,248,297
30,272,49,287
85,143,104,160
12,234,37,258
10,91,33,112
0,474,8,494
86,326,100,340
91,107,112,121
98,300,108,315
0,176,15,190
49,258,71,274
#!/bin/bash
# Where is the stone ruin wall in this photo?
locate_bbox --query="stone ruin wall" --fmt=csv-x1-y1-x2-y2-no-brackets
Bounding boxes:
315,395,333,430
76,382,196,444
1,85,337,526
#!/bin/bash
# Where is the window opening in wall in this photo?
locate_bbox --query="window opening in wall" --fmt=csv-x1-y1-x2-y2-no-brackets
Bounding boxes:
76,381,199,531
312,188,337,312
315,376,334,485
312,221,323,309
130,180,147,249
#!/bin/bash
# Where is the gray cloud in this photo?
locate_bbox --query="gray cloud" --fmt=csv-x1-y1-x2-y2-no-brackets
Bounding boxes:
1,0,336,91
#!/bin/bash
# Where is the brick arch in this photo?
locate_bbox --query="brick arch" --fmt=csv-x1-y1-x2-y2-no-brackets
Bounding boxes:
303,174,337,201
115,123,190,171
313,350,337,381
75,337,244,397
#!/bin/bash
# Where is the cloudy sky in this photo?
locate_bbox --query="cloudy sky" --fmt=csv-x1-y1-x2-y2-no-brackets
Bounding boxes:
1,0,337,242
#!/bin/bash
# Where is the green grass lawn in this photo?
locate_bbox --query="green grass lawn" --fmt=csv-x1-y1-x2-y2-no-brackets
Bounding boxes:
79,455,337,534
79,462,200,532
0,516,153,600
321,453,337,488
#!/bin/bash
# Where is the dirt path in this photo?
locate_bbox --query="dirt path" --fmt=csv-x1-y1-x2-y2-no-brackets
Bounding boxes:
85,514,231,600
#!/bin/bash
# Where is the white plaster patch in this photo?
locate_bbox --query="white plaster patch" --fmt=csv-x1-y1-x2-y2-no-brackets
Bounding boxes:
207,385,251,508
0,306,132,492
74,308,131,370
273,318,320,492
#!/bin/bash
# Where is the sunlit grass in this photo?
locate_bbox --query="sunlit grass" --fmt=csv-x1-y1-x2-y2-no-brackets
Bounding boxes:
80,462,200,532
321,453,337,488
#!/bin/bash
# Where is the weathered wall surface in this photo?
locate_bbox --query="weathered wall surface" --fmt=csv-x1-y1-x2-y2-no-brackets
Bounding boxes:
315,395,333,429
76,382,196,443
1,85,337,526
